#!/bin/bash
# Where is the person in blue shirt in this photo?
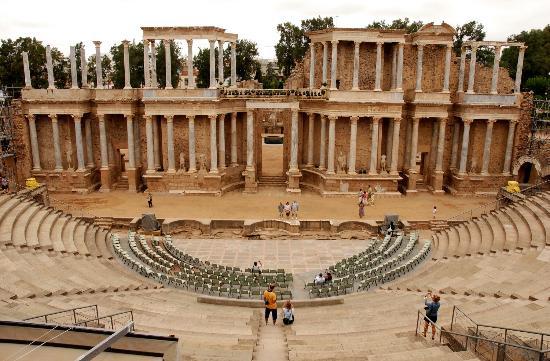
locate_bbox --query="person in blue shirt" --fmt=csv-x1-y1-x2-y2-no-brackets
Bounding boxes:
423,291,441,340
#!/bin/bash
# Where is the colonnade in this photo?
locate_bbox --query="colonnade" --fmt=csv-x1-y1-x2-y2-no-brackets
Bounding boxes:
414,42,453,92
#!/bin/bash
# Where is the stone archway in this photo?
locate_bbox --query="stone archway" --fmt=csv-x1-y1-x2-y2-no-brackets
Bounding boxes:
512,156,543,184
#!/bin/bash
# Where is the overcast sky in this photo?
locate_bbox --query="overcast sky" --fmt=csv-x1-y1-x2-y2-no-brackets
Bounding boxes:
1,0,548,58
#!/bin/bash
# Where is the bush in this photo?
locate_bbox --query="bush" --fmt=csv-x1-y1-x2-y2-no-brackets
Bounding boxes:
524,76,550,97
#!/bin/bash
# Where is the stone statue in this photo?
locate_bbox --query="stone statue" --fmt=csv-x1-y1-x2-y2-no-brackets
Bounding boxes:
178,152,186,173
198,154,207,174
336,150,347,174
380,154,387,174
66,147,74,171
469,157,478,174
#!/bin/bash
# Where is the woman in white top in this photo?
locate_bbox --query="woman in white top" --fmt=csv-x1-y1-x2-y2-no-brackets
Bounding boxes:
282,300,295,325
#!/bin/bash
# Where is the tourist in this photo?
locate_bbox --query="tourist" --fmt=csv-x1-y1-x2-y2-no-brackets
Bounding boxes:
386,221,395,236
291,200,299,219
278,202,284,218
422,291,441,340
0,176,8,194
283,201,291,218
358,196,365,218
324,269,332,282
263,284,277,325
252,260,262,275
147,193,153,208
282,300,295,325
432,205,437,219
314,273,325,285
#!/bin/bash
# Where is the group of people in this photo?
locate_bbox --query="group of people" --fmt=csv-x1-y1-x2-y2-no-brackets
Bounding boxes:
278,200,299,219
313,269,332,285
263,284,295,326
357,186,375,218
0,175,9,194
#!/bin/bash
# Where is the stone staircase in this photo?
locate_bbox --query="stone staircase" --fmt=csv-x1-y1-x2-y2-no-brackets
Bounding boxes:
115,175,129,190
258,175,287,188
253,318,289,361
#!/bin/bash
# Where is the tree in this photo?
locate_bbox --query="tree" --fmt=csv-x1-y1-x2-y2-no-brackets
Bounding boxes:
223,39,260,82
155,40,182,88
275,16,334,78
261,62,283,89
366,18,424,33
87,54,112,88
110,41,147,88
452,21,493,66
193,47,211,88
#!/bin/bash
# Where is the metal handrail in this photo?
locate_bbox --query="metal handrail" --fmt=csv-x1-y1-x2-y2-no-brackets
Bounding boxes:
23,305,99,324
74,310,134,330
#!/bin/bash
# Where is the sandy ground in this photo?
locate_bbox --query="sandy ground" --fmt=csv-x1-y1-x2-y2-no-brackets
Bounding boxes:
261,143,283,176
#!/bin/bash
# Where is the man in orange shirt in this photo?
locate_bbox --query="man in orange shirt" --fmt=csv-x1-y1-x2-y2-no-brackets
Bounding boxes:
263,284,277,325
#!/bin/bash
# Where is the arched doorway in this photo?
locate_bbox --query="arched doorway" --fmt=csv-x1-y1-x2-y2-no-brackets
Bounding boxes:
517,162,540,184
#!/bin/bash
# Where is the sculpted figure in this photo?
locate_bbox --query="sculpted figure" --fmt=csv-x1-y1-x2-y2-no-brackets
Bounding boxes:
336,150,347,174
66,147,73,171
380,154,387,173
198,154,207,173
178,152,186,173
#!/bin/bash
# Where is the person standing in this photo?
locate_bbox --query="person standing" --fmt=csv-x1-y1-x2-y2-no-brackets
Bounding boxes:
291,200,299,219
263,284,277,325
423,291,441,340
147,193,153,208
278,202,284,218
432,205,437,219
283,202,291,219
358,197,365,218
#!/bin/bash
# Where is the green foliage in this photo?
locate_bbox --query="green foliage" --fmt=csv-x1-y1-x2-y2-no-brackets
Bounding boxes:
193,47,210,88
365,18,424,33
453,21,493,66
261,63,283,89
524,76,550,97
155,41,182,88
87,53,112,88
275,16,334,78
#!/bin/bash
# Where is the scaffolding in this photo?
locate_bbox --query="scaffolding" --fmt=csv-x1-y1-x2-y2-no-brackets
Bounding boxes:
529,98,550,154
0,89,17,182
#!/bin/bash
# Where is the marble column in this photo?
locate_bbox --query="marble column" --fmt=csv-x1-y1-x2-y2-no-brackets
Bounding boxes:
390,118,401,174
391,45,397,90
188,116,196,172
121,40,131,89
73,115,85,171
218,114,226,170
246,111,254,170
330,41,338,90
306,113,315,167
348,116,358,175
490,46,501,94
152,117,161,170
377,120,383,167
319,115,327,170
327,116,336,174
435,118,446,172
309,43,315,88
386,120,394,166
396,43,404,91
22,52,31,88
134,117,141,167
126,115,136,169
165,115,175,172
352,41,360,90
467,45,477,94
98,115,109,169
322,42,328,86
150,40,158,88
369,118,380,174
209,115,218,173
289,110,299,172
409,118,420,170
230,42,237,87
404,118,412,170
70,46,78,89
458,47,466,92
84,117,94,167
209,40,216,88
218,40,224,86
187,39,195,89
443,44,452,92
514,47,526,93
415,44,424,91
375,42,383,91
50,114,62,171
27,115,41,171
230,112,238,165
503,120,517,174
450,122,460,169
46,45,55,89
164,40,172,89
93,41,103,89
145,115,155,173
80,46,88,88
143,40,150,88
458,119,473,175
430,122,439,170
480,119,496,175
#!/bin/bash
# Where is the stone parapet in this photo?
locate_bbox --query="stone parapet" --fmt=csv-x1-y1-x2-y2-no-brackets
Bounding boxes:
458,92,521,107
328,90,404,104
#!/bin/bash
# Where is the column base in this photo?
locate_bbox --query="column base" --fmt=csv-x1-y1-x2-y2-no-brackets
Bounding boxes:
127,167,141,192
407,170,418,192
286,170,302,192
146,169,156,174
242,168,257,193
430,170,444,194
99,168,111,192
348,171,357,175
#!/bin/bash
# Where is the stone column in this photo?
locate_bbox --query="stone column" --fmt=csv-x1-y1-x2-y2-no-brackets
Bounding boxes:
352,41,360,90
218,40,224,86
209,40,216,88
188,116,196,172
46,45,54,89
231,42,237,87
514,46,526,93
458,119,473,175
164,40,172,89
369,118,380,174
450,122,460,169
322,42,328,86
134,117,141,167
126,115,136,169
218,114,226,170
391,45,397,90
458,47,466,92
289,110,299,172
330,41,338,90
377,120,383,167
404,118,412,170
386,120,393,166
143,39,150,88
409,118,420,170
209,115,218,173
327,116,336,174
98,115,109,169
480,119,496,175
145,115,155,173
152,117,161,169
348,116,358,175
306,113,315,167
429,121,439,171
22,52,32,88
27,115,41,171
467,45,477,94
375,42,383,91
80,46,88,88
319,115,327,170
435,118,446,172
150,40,158,88
309,42,315,88
50,114,62,171
490,46,501,94
390,118,401,174
84,117,94,167
503,120,517,174
443,44,452,92
396,43,404,91
230,112,238,165
165,115,175,173
415,44,423,91
246,111,254,170
73,115,85,171
70,46,78,89
187,39,195,89
121,40,131,89
93,41,103,89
